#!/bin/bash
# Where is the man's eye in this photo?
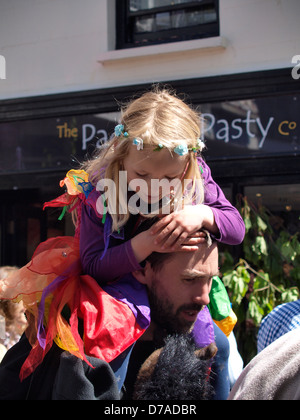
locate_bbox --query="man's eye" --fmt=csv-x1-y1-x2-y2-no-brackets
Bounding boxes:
182,277,195,284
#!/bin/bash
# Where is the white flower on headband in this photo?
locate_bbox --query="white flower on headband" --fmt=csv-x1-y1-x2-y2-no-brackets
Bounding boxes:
133,137,144,151
197,139,206,152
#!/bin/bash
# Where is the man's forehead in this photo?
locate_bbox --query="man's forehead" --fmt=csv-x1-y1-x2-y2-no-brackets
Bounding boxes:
189,242,218,264
169,242,218,274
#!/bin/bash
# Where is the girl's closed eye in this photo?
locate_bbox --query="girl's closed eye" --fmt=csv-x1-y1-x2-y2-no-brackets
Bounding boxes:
135,172,175,181
136,172,148,178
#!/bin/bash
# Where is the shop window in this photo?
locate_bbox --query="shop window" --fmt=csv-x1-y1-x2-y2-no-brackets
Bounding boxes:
116,0,219,49
244,184,300,234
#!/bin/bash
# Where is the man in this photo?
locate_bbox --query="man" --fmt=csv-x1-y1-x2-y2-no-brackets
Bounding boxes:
0,240,229,399
123,239,230,400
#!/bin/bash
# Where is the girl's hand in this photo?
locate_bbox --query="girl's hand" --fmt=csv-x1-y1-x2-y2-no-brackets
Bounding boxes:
131,226,206,263
149,205,218,250
153,230,207,252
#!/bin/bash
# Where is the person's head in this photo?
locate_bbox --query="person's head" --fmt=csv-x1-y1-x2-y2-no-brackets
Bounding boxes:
132,240,219,335
83,87,205,232
0,266,18,281
0,266,26,334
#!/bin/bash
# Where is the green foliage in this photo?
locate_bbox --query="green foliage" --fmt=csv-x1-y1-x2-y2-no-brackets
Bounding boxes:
220,196,299,362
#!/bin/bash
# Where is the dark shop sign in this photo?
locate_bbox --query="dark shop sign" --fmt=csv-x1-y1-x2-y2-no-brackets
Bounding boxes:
0,112,120,174
199,93,299,160
0,93,299,174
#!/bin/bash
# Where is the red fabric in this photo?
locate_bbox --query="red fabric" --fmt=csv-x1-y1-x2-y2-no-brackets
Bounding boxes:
8,236,146,381
79,275,145,361
43,193,76,210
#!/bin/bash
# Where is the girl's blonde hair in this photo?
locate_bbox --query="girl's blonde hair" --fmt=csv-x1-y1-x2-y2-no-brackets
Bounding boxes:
81,87,205,232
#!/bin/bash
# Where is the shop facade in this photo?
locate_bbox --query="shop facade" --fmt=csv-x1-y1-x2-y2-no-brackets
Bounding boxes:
0,66,299,267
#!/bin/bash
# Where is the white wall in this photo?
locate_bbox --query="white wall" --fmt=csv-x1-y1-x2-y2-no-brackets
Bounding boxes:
0,0,299,100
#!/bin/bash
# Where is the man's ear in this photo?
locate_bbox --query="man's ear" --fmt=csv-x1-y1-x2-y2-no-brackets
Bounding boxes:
132,262,152,285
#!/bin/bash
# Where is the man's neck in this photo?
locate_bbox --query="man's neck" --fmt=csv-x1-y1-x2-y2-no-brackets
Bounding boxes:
139,322,171,348
139,322,156,341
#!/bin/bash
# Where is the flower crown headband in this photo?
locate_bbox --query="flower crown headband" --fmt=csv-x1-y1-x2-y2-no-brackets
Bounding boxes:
114,124,205,156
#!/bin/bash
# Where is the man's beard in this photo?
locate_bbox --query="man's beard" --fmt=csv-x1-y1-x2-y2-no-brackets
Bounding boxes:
147,279,203,335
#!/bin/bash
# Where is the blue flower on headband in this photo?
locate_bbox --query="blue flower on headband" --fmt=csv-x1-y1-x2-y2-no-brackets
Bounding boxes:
115,124,128,137
115,124,124,137
174,143,189,156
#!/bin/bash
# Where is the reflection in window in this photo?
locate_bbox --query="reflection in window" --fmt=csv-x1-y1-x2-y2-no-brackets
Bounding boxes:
244,184,300,234
244,184,300,212
130,0,205,12
134,7,217,33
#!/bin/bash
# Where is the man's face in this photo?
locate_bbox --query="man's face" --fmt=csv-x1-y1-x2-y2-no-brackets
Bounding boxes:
140,243,219,334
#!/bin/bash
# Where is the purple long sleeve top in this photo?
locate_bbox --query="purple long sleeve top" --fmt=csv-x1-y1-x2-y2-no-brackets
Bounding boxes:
80,158,245,283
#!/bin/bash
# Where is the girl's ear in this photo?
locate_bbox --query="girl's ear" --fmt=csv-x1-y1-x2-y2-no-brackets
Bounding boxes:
132,262,152,285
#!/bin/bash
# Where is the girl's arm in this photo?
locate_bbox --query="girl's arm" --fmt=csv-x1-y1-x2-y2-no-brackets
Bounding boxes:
80,197,205,283
80,203,142,283
150,159,245,248
200,158,245,245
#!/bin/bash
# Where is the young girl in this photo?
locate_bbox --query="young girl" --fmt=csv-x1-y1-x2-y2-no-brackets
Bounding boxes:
0,88,244,385
78,88,244,284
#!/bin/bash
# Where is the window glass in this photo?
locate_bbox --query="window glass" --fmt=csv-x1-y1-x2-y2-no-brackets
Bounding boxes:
134,7,217,33
244,184,300,234
117,0,219,48
0,112,120,173
244,184,300,212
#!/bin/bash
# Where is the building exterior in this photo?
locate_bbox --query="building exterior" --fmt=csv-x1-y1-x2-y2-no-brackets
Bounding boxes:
0,0,299,267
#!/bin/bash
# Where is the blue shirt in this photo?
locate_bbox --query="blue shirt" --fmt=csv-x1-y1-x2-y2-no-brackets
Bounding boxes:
257,300,300,353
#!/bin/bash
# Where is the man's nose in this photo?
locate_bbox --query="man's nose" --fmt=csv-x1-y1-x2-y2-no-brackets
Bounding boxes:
192,287,210,307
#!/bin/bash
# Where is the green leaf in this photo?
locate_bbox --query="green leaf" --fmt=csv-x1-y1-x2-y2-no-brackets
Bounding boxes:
256,215,268,232
236,266,250,282
248,296,264,324
281,288,299,303
253,275,268,290
244,216,252,232
281,241,296,261
253,236,268,256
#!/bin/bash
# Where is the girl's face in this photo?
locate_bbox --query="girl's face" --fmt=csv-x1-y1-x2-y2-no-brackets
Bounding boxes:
123,145,189,204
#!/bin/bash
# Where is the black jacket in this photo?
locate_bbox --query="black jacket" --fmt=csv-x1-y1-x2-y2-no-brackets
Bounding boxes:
0,335,120,400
